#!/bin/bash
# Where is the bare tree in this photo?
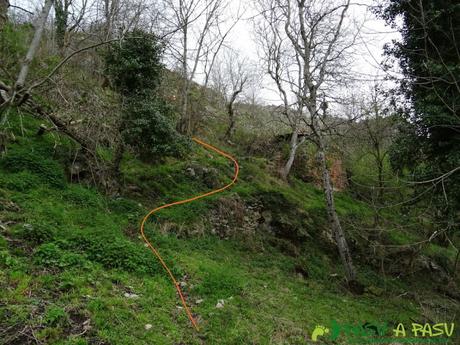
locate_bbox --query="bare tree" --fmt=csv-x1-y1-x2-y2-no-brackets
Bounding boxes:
359,87,395,203
255,5,307,180
15,0,53,91
162,0,232,134
0,0,53,120
257,0,362,288
211,50,251,140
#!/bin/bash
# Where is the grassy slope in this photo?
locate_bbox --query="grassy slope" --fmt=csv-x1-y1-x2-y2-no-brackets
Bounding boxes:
0,115,458,345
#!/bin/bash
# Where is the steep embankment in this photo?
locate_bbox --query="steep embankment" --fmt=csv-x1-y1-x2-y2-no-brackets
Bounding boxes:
0,114,458,344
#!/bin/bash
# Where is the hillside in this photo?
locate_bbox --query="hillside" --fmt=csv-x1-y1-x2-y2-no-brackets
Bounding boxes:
1,112,458,344
1,1,460,344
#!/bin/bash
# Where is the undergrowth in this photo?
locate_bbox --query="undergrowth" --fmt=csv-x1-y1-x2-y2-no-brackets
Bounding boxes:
0,113,458,344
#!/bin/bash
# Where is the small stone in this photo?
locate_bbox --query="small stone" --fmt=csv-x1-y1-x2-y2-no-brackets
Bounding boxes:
124,292,139,299
180,281,187,288
365,285,384,297
215,299,225,308
196,299,204,304
82,319,91,331
185,167,196,177
144,324,153,330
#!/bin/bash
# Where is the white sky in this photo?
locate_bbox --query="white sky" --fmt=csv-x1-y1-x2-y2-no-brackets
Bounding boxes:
10,0,401,105
223,0,401,104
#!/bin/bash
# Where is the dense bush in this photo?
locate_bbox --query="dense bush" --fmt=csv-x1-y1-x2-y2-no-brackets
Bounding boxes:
105,29,164,97
108,197,142,214
0,149,65,188
17,223,56,245
0,171,42,192
62,185,104,208
378,0,460,224
122,96,190,159
63,232,164,275
34,243,85,268
105,29,189,160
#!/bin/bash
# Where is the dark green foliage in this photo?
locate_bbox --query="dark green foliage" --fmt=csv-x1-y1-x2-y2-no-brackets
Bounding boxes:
0,250,20,268
377,0,460,222
0,236,6,249
0,171,42,192
256,191,310,241
0,149,65,188
108,197,142,215
105,30,164,97
62,185,104,208
122,96,190,159
62,232,163,274
54,1,69,49
107,197,143,223
34,243,84,268
17,223,56,245
105,29,189,159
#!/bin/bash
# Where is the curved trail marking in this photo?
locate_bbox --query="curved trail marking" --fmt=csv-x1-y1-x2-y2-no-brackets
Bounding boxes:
140,137,239,331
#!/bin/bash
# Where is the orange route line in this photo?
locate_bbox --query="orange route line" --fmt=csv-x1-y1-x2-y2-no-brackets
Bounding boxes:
140,137,239,331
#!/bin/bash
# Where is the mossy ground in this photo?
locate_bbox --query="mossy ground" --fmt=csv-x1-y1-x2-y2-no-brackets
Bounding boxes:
0,115,458,344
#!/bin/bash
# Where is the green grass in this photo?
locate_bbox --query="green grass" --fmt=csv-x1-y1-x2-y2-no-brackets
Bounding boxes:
0,234,424,344
1,116,459,344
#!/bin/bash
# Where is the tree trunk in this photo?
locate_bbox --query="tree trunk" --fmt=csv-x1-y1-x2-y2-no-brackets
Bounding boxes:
15,0,53,90
177,24,190,135
0,0,8,30
54,0,69,50
178,82,190,134
224,111,235,140
104,0,118,39
112,140,124,179
377,157,384,201
281,131,304,180
0,129,7,154
224,87,244,140
224,99,236,140
317,138,358,287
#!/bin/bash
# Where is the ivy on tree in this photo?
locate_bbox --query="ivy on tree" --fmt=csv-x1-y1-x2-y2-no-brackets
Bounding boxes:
105,29,188,161
377,0,460,225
